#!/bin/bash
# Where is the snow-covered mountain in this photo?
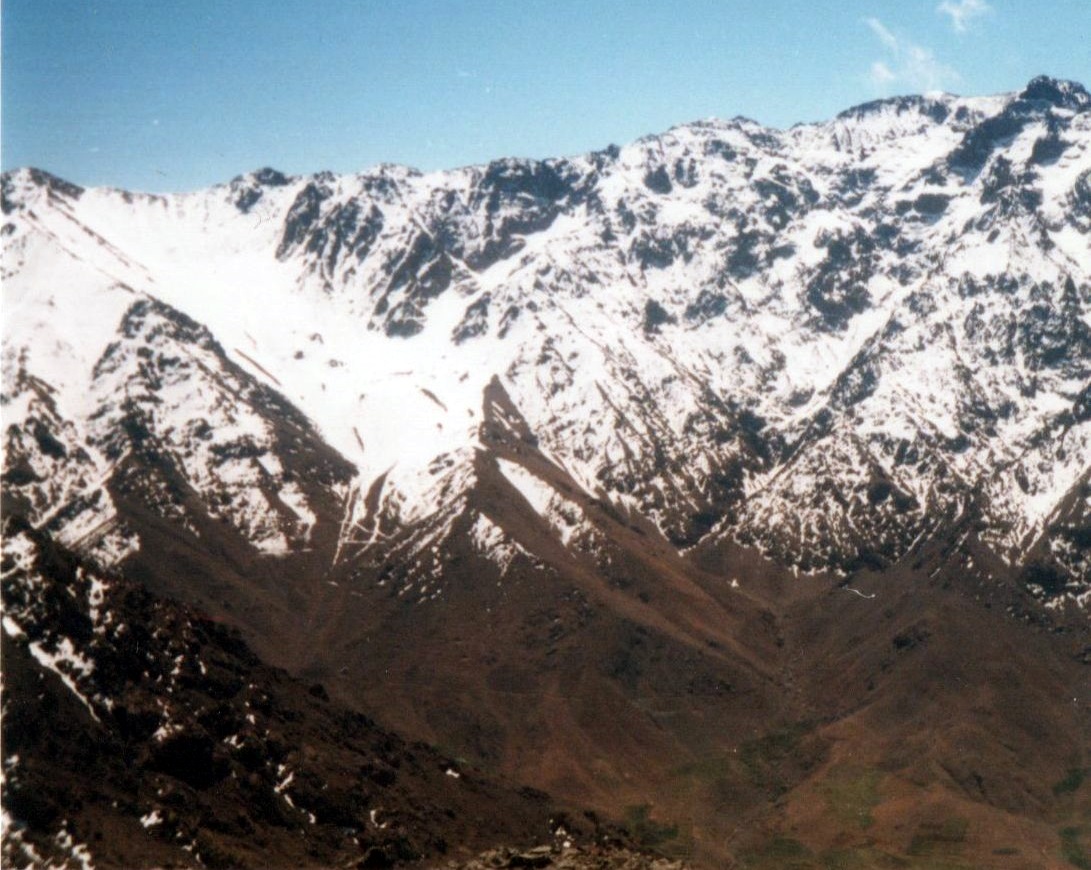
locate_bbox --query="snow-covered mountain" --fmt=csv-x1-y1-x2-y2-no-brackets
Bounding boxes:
4,76,1088,603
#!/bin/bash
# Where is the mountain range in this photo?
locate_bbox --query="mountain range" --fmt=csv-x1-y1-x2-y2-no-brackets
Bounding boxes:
3,75,1090,868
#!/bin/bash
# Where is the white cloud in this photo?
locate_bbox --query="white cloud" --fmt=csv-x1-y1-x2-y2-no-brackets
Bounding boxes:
865,18,899,53
869,61,896,88
863,17,960,94
937,0,991,32
903,44,958,92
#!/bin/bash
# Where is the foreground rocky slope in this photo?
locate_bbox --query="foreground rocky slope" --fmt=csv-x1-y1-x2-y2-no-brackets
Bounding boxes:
2,76,1090,867
1,520,653,868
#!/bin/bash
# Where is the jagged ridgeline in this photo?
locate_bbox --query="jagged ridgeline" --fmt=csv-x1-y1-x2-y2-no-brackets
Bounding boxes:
2,77,1090,868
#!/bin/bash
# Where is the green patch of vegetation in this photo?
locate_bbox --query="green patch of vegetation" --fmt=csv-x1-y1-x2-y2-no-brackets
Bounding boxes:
1054,768,1088,797
739,838,986,870
622,803,679,850
739,723,810,769
740,836,816,869
738,721,814,795
671,753,733,782
763,837,811,858
670,721,821,813
1061,826,1091,870
820,766,882,831
817,848,910,870
907,817,968,861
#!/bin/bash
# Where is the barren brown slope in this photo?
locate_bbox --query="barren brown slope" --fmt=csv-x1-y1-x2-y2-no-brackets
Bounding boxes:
2,522,657,869
96,377,1091,868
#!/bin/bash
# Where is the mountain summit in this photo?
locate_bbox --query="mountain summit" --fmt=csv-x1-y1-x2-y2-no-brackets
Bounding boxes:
3,78,1090,866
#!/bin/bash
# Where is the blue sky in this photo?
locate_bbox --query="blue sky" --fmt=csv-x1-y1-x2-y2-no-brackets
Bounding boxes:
3,1,1089,192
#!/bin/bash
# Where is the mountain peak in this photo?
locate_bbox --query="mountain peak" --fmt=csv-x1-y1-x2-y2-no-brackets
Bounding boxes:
249,166,292,187
835,93,955,125
1,167,84,214
1019,75,1090,111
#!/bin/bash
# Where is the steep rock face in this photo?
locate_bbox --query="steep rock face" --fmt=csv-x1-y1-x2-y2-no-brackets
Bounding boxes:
1,356,137,567
3,285,353,570
88,297,353,557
